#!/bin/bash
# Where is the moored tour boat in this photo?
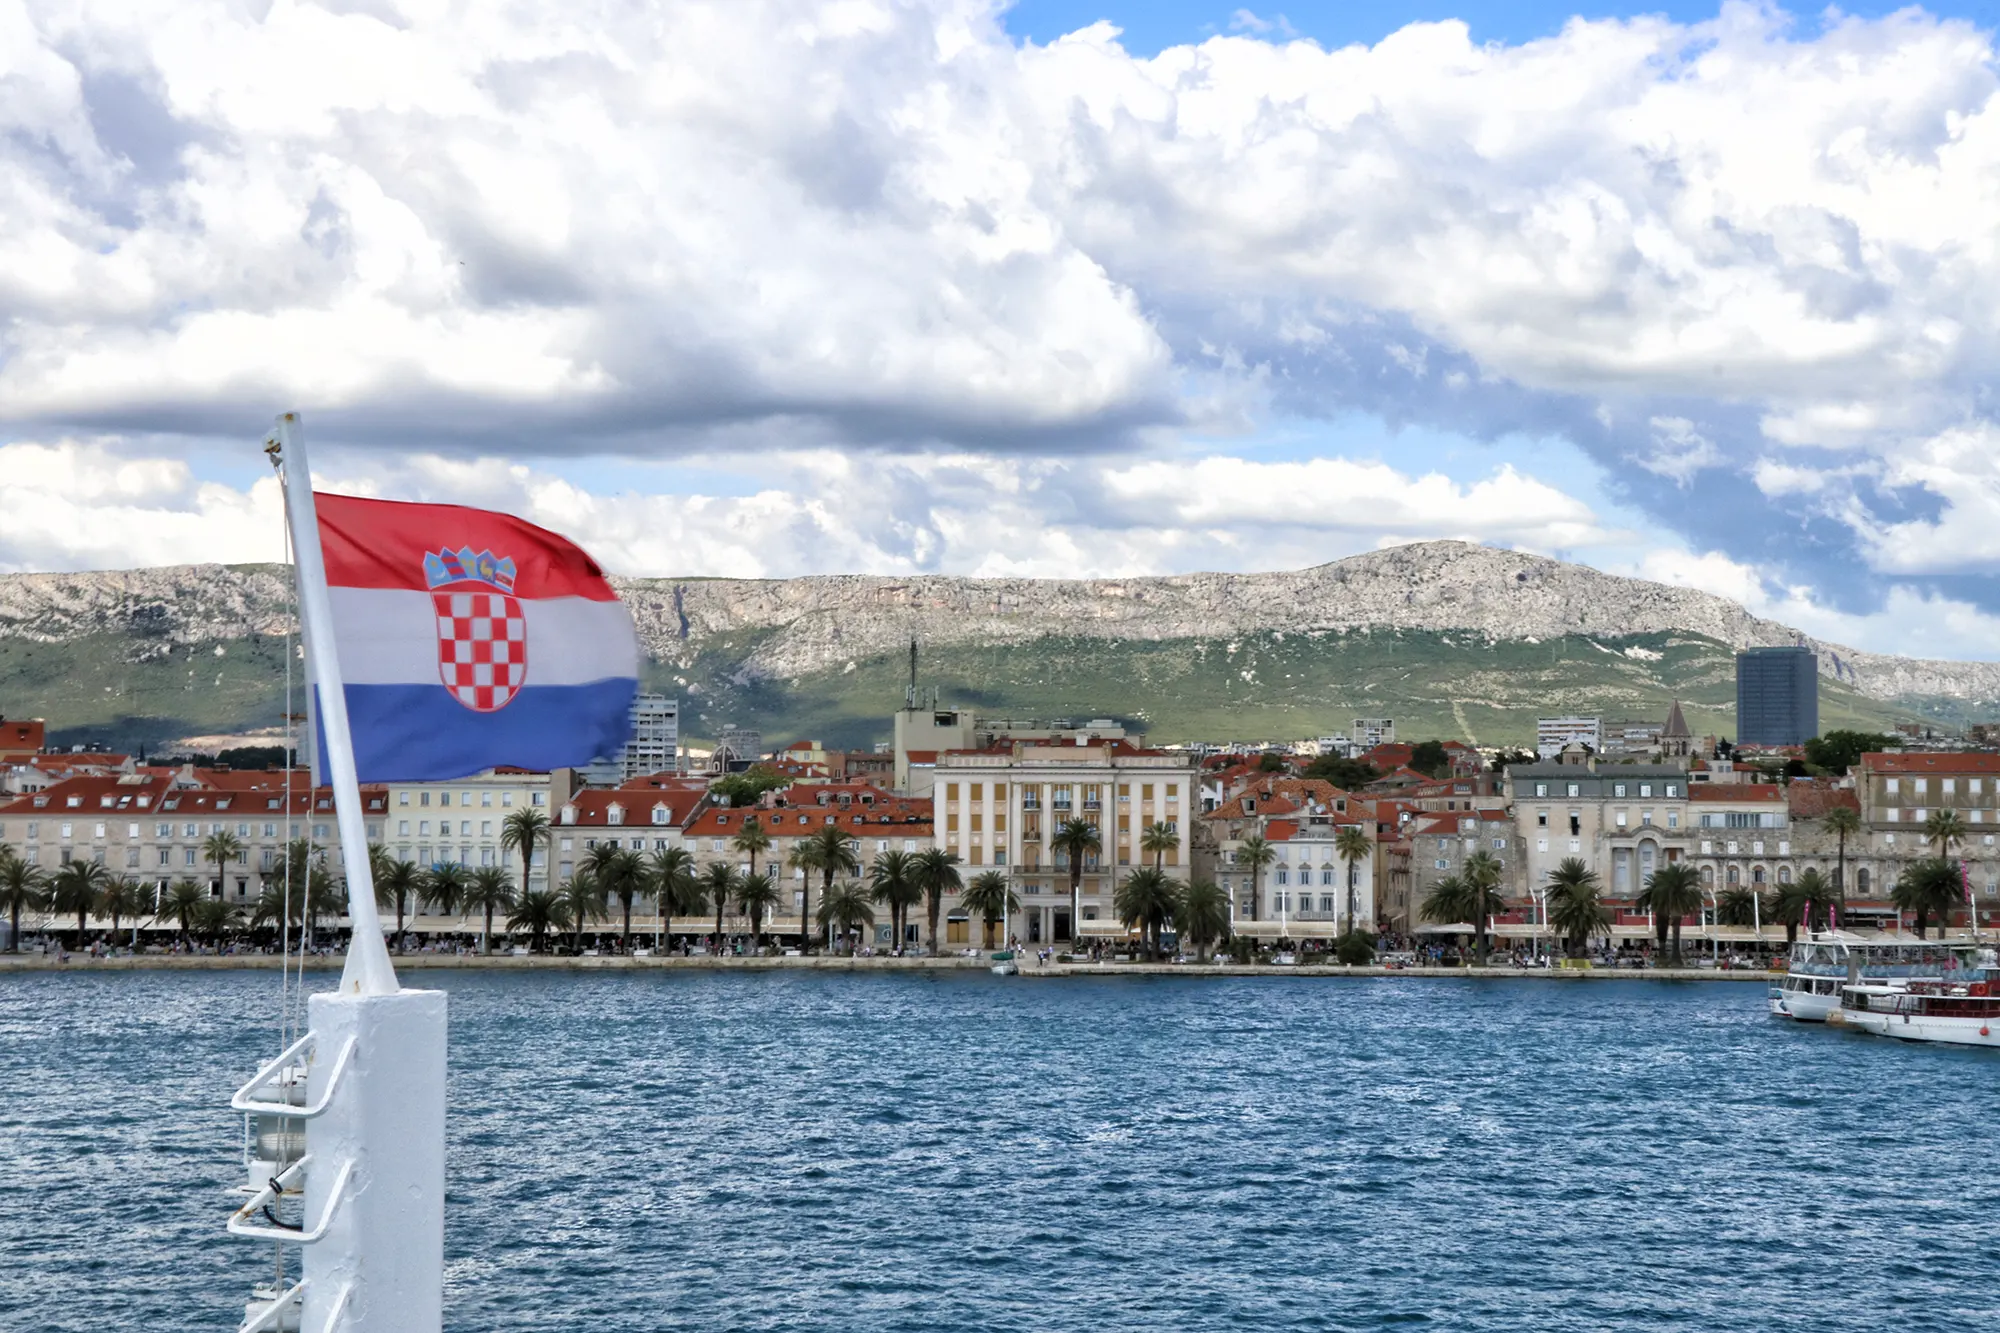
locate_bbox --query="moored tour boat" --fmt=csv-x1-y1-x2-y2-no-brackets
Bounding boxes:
1834,948,2000,1047
1768,933,1971,1023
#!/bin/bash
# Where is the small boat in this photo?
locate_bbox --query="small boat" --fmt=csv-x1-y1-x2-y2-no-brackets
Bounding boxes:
1835,948,2000,1046
990,950,1018,976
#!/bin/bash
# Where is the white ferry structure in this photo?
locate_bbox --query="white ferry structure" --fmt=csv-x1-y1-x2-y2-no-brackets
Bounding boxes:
1768,933,1971,1022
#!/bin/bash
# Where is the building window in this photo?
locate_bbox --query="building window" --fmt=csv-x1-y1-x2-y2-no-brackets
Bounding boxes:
399,792,410,806
1613,784,1627,798
1535,783,1548,798
1639,784,1653,798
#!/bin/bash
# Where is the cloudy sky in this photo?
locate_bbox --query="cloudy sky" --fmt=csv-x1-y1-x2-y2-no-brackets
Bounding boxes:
8,0,2000,657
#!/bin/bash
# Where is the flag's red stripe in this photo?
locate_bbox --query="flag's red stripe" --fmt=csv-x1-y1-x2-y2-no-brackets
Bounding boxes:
316,493,619,601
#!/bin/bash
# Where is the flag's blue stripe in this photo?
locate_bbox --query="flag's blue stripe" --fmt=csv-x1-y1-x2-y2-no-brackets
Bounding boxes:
316,679,638,783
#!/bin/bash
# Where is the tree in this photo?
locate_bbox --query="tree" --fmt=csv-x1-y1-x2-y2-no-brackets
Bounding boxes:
1409,740,1451,779
499,808,551,898
1636,862,1703,966
735,872,780,946
1924,808,1968,864
585,845,646,946
700,861,739,943
1302,755,1379,789
1176,879,1230,961
647,846,698,944
1235,835,1276,923
374,857,423,944
1420,875,1473,959
708,767,790,807
1817,805,1861,903
558,871,606,954
1141,821,1178,873
1803,731,1898,775
1334,930,1376,965
201,829,245,897
1716,885,1758,927
507,889,566,953
191,897,241,945
867,850,922,952
422,862,472,931
1256,752,1288,773
1893,858,1961,938
165,878,208,942
1051,818,1101,943
1544,859,1610,959
1487,748,1536,774
49,860,109,947
915,847,963,953
816,879,876,947
97,875,143,944
1114,867,1179,958
1459,849,1506,964
731,816,772,882
1797,867,1836,933
465,866,516,953
1765,878,1810,947
789,824,860,953
1336,825,1372,935
961,871,1019,950
0,850,47,953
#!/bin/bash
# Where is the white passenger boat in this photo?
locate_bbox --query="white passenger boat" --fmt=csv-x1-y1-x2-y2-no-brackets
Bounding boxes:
1835,951,2000,1047
1768,933,1970,1022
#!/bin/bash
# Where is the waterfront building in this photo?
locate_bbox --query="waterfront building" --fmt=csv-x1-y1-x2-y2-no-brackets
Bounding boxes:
1408,807,1518,910
1203,777,1377,935
1736,646,1819,746
1503,761,1692,899
382,769,569,890
933,741,1197,945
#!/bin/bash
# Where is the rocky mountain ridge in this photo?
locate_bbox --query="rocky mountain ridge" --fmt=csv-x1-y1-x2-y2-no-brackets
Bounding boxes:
1,541,1990,705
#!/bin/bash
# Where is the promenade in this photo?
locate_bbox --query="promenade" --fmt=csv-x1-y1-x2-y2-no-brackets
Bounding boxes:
0,952,1772,981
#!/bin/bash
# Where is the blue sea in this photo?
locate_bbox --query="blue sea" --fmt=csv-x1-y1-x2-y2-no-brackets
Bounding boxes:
3,970,1997,1331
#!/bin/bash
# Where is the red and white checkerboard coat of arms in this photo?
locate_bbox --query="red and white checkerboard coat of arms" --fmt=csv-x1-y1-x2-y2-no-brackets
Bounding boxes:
424,547,526,713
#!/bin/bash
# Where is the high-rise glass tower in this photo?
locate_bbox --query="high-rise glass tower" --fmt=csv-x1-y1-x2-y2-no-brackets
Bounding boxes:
1735,647,1818,746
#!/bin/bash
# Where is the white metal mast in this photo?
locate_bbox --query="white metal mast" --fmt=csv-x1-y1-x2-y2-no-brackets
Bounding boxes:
227,413,447,1333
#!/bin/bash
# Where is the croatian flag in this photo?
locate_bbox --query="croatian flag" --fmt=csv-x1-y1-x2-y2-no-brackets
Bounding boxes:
312,493,639,782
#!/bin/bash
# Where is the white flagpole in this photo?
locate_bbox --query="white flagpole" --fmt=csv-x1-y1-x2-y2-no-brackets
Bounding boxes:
269,412,397,997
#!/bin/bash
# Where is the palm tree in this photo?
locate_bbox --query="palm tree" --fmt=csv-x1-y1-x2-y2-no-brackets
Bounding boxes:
201,829,245,897
789,824,861,953
465,866,516,952
49,860,108,947
558,871,607,954
586,846,646,947
1113,866,1179,958
1716,885,1758,927
1817,804,1861,902
374,856,422,945
1420,874,1471,960
735,871,781,947
1893,858,1960,938
500,807,551,897
700,861,739,944
960,871,1018,950
1335,825,1372,935
1051,817,1101,943
647,846,698,945
422,862,472,934
1140,821,1177,873
1797,867,1836,933
191,897,241,946
1544,859,1610,959
507,889,566,953
164,878,207,943
816,879,876,948
915,847,963,954
1235,835,1277,924
1924,808,1968,864
1176,879,1230,960
1636,862,1703,965
731,816,772,880
868,850,922,952
0,850,47,952
1765,878,1810,947
97,875,143,945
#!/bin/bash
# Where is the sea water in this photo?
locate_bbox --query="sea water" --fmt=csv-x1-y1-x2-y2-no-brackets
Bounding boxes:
2,970,1996,1331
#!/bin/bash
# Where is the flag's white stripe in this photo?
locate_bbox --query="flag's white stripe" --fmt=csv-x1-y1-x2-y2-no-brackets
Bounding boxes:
326,587,639,687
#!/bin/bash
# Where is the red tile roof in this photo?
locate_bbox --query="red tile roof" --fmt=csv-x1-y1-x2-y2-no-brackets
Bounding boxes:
1861,752,2000,774
1690,784,1786,802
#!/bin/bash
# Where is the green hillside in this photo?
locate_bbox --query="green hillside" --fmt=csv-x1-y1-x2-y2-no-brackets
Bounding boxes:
0,621,1937,755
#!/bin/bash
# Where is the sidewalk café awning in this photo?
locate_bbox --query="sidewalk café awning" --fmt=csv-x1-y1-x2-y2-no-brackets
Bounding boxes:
1077,921,1140,938
1232,920,1343,939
